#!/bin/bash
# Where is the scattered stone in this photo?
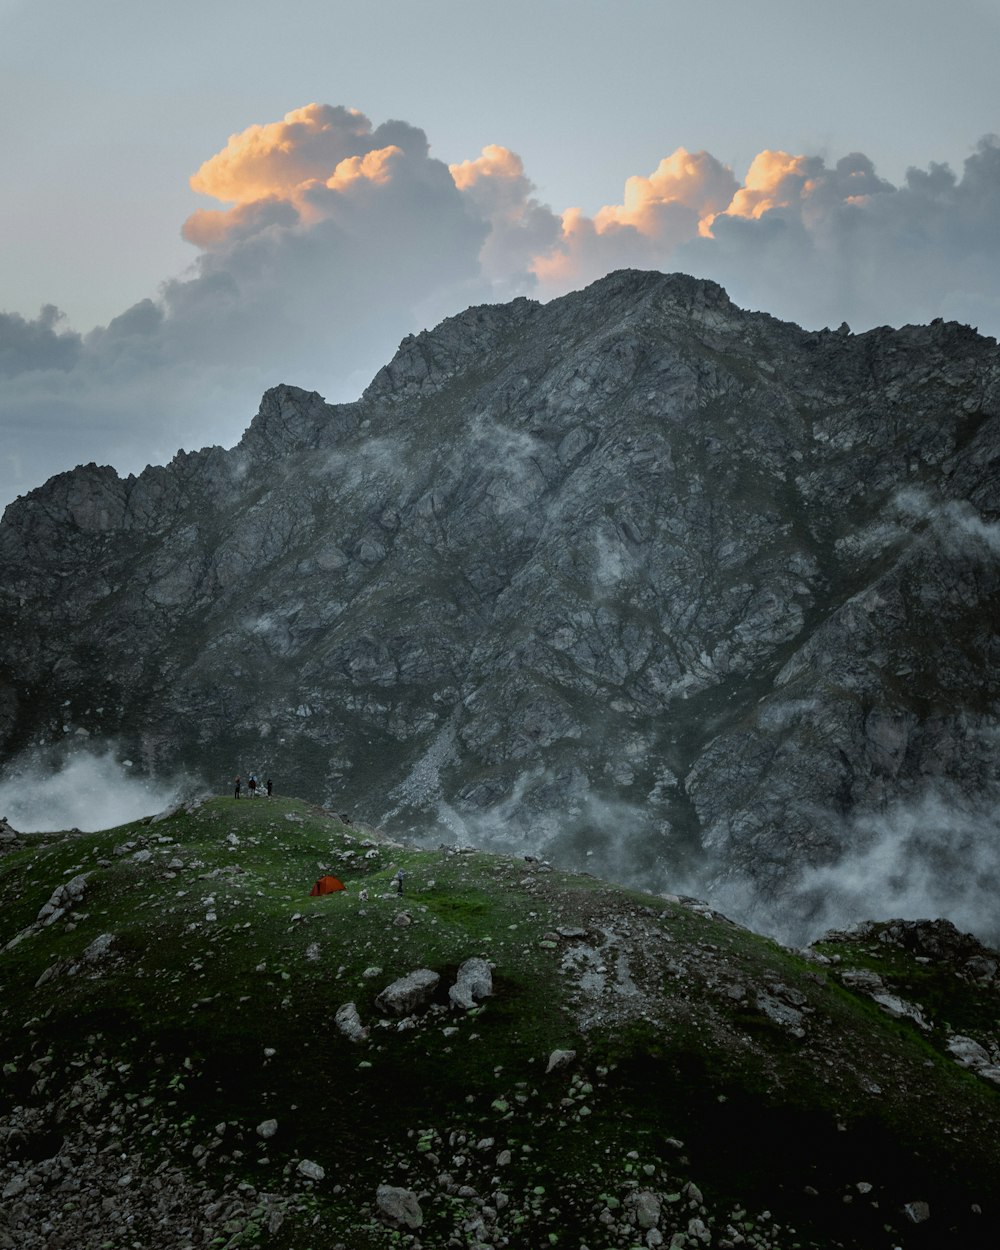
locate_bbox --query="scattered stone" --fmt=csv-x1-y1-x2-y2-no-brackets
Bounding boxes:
904,1200,930,1224
256,1119,278,1139
297,1159,325,1181
545,1049,577,1074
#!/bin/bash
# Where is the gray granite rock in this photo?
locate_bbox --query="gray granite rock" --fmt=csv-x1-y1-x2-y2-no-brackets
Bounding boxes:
2,270,998,940
374,969,440,1017
376,1184,423,1228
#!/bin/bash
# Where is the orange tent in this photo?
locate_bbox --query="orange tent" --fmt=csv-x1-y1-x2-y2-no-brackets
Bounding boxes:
310,875,345,896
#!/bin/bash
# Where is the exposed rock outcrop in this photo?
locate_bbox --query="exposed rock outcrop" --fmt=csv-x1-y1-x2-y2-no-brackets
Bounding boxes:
2,270,998,937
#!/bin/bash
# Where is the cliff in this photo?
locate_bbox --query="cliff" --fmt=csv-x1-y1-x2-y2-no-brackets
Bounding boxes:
2,270,998,939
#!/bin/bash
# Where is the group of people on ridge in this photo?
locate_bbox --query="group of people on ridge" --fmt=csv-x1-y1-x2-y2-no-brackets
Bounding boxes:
234,773,272,798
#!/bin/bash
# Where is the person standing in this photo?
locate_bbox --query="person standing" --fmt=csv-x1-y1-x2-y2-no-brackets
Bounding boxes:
234,776,241,799
393,869,405,897
266,778,273,797
248,774,257,798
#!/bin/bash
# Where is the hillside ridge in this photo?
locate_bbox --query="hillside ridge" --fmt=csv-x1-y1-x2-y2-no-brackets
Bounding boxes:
2,794,999,1248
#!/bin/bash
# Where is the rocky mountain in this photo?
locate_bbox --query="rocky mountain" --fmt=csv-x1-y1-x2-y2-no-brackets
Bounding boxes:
1,270,998,941
2,795,999,1249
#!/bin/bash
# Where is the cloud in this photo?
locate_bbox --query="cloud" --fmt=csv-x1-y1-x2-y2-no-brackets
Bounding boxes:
677,135,1000,332
4,104,1000,511
449,145,562,288
0,104,492,507
0,305,81,376
893,488,1000,558
0,747,182,833
785,784,1000,948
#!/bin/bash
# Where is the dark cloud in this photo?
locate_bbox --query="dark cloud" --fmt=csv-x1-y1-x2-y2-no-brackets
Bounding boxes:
677,135,1000,332
0,305,81,377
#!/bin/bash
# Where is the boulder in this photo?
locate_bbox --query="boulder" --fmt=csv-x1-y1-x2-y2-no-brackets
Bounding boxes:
334,1001,369,1043
375,969,440,1017
449,957,493,1010
904,1200,930,1224
376,1184,423,1228
82,933,114,962
628,1189,661,1230
545,1048,577,1073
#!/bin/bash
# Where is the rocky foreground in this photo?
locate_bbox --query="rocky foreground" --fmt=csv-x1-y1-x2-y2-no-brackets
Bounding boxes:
1,270,998,936
2,796,999,1249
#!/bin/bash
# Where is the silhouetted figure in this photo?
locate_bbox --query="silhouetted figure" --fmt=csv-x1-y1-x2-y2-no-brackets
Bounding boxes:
266,778,273,797
234,777,241,799
248,774,257,798
394,869,405,897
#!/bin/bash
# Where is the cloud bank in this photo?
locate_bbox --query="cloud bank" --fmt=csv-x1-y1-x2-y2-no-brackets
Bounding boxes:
3,102,1000,506
0,748,182,834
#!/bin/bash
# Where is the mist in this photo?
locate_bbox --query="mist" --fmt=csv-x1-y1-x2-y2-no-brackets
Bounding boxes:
0,747,183,833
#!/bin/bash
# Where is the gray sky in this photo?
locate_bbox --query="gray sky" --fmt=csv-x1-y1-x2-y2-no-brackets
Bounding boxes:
2,0,999,507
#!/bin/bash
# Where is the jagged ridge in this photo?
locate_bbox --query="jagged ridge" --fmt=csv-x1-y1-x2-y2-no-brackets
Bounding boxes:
1,270,998,940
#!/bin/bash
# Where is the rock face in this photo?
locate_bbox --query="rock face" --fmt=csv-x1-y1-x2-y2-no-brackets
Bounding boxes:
1,270,998,936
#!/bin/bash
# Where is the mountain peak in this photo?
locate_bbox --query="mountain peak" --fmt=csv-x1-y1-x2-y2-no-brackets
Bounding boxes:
1,271,998,950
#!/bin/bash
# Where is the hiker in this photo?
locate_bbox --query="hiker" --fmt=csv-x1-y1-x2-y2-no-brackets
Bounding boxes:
234,776,241,799
266,778,273,797
393,869,405,897
248,774,257,798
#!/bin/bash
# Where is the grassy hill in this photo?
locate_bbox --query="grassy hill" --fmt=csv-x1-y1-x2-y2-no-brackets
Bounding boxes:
1,795,998,1249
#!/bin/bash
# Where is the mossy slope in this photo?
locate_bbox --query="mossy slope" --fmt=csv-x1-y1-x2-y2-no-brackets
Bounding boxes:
1,796,998,1249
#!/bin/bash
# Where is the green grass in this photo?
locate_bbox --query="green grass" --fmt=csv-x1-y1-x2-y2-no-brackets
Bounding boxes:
2,796,999,1248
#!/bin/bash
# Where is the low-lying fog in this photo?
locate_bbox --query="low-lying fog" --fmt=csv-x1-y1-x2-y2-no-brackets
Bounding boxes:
3,745,998,952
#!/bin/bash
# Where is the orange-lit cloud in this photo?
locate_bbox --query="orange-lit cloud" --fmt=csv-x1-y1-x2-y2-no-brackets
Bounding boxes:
449,145,561,285
189,104,374,204
183,105,436,250
325,145,402,192
523,149,739,294
450,143,525,191
593,147,739,238
722,150,816,220
5,100,1000,514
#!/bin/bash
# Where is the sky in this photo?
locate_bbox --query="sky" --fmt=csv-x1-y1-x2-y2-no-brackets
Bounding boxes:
2,0,999,508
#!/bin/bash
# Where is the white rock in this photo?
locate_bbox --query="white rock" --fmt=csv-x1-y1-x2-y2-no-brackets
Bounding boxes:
297,1159,325,1181
257,1119,278,1138
449,957,493,1010
334,1002,369,1044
